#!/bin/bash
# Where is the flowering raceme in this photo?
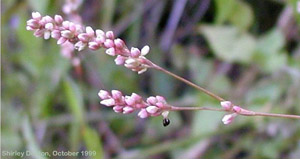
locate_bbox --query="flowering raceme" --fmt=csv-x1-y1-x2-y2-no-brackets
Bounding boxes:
26,12,152,74
98,90,170,120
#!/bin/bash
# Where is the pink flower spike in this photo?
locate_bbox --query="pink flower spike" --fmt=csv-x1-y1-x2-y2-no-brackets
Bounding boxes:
106,48,116,56
130,47,141,58
138,109,148,119
106,31,114,39
222,113,237,125
114,55,126,65
100,99,115,106
123,106,134,114
141,45,150,56
220,101,232,110
32,12,42,20
233,106,242,113
98,90,110,99
104,39,114,48
146,106,159,114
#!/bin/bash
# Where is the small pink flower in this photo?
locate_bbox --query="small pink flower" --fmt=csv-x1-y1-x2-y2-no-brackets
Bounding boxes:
138,109,149,118
104,39,114,48
100,98,115,106
111,90,122,99
141,45,150,56
233,106,242,113
130,47,141,58
220,101,232,110
54,15,63,24
98,90,110,99
147,97,157,105
113,106,123,113
222,113,237,125
123,106,135,114
32,12,42,20
114,39,125,49
106,48,116,56
105,31,114,39
114,55,126,65
146,106,159,114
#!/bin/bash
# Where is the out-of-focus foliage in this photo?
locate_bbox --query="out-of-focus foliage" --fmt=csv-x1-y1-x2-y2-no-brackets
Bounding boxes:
1,0,300,159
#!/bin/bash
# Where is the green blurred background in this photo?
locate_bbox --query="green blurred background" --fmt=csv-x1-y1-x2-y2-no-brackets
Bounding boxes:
2,0,300,158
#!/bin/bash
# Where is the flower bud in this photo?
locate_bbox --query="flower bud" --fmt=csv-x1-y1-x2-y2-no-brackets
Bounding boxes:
123,106,134,114
130,47,141,58
220,101,232,110
114,55,126,65
146,106,159,114
138,109,148,118
106,31,114,39
106,48,116,56
222,113,237,125
112,90,123,100
98,90,110,99
141,45,150,56
100,99,115,106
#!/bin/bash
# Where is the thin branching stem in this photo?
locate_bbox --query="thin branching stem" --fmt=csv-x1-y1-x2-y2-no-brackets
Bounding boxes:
151,63,300,120
152,63,225,101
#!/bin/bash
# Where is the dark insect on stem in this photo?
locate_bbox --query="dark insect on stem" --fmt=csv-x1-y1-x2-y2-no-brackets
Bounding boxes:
163,118,170,127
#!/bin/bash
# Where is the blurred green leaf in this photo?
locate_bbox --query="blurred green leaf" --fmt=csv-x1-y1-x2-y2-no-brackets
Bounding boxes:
200,25,256,63
215,0,254,30
28,0,50,13
83,127,104,159
22,115,47,159
62,77,85,123
229,0,254,31
215,0,235,24
253,29,287,72
246,81,283,104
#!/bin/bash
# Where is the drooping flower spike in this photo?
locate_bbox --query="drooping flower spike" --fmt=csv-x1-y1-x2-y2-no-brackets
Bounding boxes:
98,90,171,121
26,12,153,74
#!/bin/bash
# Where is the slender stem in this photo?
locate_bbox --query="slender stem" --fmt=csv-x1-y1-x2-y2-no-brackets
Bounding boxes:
151,63,225,101
149,62,300,120
253,112,300,119
170,106,225,112
170,106,300,119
